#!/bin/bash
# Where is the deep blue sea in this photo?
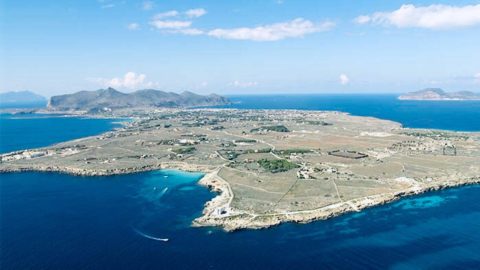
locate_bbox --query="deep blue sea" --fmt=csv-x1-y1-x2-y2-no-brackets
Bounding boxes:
219,94,480,131
0,114,122,153
1,95,480,269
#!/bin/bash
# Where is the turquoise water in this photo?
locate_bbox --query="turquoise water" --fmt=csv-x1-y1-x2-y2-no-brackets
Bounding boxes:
0,114,122,153
1,95,480,269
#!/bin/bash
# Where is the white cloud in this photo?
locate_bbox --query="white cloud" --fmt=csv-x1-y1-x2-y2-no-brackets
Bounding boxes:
354,15,371,24
339,74,350,85
92,72,156,89
150,20,192,29
149,8,205,32
355,4,480,29
101,3,115,9
170,28,204,35
108,72,146,89
149,11,331,42
475,73,480,83
153,10,179,19
185,8,207,18
208,18,334,41
230,80,258,88
150,9,205,31
142,1,154,11
127,23,140,30
98,0,115,9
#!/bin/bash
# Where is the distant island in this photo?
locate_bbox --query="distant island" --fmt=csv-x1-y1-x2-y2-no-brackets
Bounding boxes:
0,91,47,108
399,88,480,101
47,88,230,113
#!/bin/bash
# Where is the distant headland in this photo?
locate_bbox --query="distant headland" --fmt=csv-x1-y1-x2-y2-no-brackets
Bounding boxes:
46,88,230,113
0,91,47,108
399,88,480,101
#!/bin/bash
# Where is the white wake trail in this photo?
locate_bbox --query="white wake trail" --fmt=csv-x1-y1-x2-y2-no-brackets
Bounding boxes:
132,227,169,242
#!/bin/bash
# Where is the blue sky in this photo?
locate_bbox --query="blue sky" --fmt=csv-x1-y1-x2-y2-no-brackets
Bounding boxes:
1,0,479,96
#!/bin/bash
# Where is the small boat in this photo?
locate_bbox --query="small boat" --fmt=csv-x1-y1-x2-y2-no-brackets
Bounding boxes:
133,227,169,242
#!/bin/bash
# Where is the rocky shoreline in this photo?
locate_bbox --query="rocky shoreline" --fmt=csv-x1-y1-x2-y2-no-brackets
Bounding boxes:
0,162,215,177
2,154,480,232
192,174,480,231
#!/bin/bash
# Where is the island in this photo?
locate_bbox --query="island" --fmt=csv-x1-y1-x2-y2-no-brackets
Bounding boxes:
1,109,479,231
0,90,47,108
398,88,480,101
47,88,231,113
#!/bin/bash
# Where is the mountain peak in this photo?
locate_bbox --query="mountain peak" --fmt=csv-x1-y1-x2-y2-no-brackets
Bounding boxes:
180,91,198,96
0,91,47,108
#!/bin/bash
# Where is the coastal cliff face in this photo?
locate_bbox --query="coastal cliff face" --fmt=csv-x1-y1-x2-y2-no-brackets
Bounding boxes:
47,88,230,112
399,88,480,101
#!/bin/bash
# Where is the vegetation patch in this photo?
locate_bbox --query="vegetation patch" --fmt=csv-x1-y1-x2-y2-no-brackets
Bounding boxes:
172,146,196,155
258,158,299,173
219,150,240,160
402,131,469,140
296,120,333,126
250,125,290,133
274,149,312,156
234,139,257,143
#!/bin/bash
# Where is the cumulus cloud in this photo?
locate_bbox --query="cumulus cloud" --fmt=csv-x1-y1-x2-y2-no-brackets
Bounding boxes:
92,72,156,89
127,23,140,30
355,4,480,29
150,20,192,29
475,73,480,83
153,8,206,19
208,18,335,41
354,15,371,24
170,28,204,35
142,1,154,11
339,74,350,85
150,9,206,30
107,72,147,89
230,80,258,88
185,8,207,18
149,9,332,41
153,10,179,19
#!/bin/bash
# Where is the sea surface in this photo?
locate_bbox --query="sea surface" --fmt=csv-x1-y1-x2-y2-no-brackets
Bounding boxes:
0,113,122,153
1,95,480,269
219,94,480,131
